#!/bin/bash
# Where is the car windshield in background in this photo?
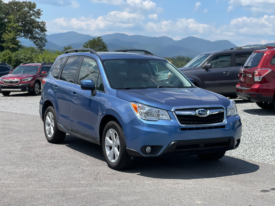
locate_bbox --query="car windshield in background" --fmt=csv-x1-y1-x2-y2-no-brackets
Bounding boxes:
12,66,39,74
183,54,211,68
103,59,192,89
243,52,264,68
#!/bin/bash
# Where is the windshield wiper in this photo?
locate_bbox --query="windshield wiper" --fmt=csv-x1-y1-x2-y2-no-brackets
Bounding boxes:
244,66,251,68
123,87,131,89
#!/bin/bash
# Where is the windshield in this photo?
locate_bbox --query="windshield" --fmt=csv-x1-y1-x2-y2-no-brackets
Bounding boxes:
103,59,192,89
12,66,39,74
243,52,264,68
183,54,211,68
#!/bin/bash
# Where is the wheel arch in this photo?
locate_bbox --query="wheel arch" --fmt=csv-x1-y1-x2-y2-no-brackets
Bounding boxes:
99,110,124,145
42,100,54,121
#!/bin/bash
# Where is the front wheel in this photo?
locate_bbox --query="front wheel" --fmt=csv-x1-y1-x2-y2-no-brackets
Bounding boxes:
102,121,133,170
198,151,226,161
32,82,40,95
256,102,274,110
1,91,10,96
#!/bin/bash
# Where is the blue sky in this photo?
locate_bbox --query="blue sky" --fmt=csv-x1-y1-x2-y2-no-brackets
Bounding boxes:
5,0,275,46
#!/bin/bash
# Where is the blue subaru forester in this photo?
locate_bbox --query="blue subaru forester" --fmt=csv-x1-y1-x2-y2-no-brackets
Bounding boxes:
39,49,242,170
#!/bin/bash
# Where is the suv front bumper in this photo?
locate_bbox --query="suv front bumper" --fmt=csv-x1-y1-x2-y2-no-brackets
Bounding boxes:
0,84,32,92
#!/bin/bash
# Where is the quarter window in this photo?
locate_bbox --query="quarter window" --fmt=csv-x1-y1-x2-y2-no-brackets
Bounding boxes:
235,53,252,66
51,58,66,79
209,55,231,68
271,55,275,65
60,57,82,83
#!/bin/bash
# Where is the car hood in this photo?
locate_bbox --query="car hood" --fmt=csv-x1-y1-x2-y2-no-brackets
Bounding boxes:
1,74,35,79
117,88,230,111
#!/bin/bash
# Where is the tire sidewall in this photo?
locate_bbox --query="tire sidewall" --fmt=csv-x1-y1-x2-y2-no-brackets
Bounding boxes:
33,82,40,95
44,106,58,142
102,121,127,169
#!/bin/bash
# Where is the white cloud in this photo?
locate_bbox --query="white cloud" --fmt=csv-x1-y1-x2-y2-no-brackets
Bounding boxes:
194,2,201,11
148,14,158,20
229,0,275,13
228,5,234,12
204,9,208,13
146,18,213,34
90,0,124,5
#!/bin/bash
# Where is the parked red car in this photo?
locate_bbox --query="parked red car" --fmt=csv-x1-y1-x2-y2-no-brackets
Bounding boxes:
236,46,275,109
0,63,52,96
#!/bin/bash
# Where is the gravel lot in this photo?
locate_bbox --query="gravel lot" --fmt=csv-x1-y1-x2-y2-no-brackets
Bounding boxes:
0,92,274,165
0,92,275,205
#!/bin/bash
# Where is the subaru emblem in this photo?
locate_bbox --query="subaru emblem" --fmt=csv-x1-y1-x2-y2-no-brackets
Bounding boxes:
196,109,209,117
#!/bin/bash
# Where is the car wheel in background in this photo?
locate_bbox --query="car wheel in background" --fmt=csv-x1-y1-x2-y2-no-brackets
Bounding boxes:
256,102,274,110
32,82,41,95
198,150,226,161
44,106,66,143
1,91,10,96
102,121,133,170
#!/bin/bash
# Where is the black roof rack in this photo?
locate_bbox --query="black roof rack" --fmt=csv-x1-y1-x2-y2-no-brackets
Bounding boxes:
0,62,8,65
115,49,154,55
224,45,269,51
64,48,98,55
41,62,53,65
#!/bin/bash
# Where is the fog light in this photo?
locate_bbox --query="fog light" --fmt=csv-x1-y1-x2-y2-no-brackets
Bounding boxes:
146,146,151,153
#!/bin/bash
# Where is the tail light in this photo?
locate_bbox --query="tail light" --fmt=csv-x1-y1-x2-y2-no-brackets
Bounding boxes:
254,68,271,82
42,79,46,87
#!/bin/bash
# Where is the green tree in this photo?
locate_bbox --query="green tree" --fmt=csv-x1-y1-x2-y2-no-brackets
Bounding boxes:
0,0,5,51
63,45,73,53
83,37,108,51
1,15,21,52
2,1,47,50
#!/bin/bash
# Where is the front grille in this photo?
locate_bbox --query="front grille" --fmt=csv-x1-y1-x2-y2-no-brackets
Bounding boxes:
175,141,229,151
175,108,225,125
4,79,20,84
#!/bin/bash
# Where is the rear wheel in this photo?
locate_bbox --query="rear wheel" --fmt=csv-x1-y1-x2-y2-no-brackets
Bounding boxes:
256,102,274,110
102,121,133,170
1,91,10,96
198,151,226,161
44,106,66,143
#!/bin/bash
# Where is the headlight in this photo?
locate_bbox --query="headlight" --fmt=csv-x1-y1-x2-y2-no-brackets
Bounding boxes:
22,77,33,82
227,100,238,117
131,103,170,121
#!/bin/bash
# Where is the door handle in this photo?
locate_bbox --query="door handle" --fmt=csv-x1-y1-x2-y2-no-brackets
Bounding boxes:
71,91,77,98
223,71,229,75
53,85,58,91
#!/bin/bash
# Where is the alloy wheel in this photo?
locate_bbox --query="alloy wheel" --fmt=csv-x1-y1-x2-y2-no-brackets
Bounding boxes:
105,128,120,163
45,112,55,138
34,83,40,95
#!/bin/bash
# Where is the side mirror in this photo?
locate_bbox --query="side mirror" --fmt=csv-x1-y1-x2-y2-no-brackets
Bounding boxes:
41,71,47,75
81,79,96,96
188,78,194,83
203,64,211,70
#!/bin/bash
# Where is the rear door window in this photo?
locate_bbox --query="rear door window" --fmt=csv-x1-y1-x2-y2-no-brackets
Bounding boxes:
51,58,66,78
209,55,231,68
40,66,51,74
244,52,264,68
60,56,82,83
270,55,275,65
235,53,252,66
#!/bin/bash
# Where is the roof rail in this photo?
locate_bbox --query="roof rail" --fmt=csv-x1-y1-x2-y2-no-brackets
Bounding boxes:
115,49,154,55
227,46,268,51
64,48,98,55
41,62,53,65
0,62,8,65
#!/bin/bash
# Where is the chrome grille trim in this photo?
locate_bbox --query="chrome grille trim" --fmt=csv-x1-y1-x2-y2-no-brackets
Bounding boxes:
172,105,227,127
3,79,20,84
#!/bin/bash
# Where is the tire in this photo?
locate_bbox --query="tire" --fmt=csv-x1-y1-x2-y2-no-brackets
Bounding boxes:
2,91,10,96
198,150,226,161
102,121,133,170
44,106,66,143
256,102,274,110
32,81,41,95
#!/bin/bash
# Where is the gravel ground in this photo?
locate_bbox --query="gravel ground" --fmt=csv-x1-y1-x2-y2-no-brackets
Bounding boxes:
0,92,275,165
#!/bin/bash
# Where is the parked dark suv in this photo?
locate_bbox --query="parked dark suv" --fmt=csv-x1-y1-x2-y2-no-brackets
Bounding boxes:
179,46,267,97
0,62,12,77
0,62,52,96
